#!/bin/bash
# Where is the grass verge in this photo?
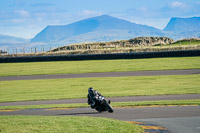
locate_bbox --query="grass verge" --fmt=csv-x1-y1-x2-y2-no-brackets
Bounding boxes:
0,115,143,133
171,39,200,46
0,74,200,102
0,57,199,76
0,99,199,110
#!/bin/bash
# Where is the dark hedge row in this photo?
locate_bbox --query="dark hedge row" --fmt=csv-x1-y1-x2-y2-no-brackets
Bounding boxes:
0,50,200,63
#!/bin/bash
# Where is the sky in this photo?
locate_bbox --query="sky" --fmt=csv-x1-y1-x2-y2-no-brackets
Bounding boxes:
0,0,200,39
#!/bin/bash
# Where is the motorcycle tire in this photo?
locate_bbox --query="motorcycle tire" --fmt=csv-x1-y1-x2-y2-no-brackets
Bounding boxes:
94,106,102,113
103,99,114,113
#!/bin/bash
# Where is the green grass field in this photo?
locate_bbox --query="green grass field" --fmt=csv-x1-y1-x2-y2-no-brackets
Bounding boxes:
171,40,200,46
0,57,199,76
0,75,199,102
0,116,143,133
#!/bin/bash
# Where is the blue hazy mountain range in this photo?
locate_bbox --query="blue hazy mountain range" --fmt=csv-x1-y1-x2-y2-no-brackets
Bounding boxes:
0,34,29,51
164,17,200,33
164,17,200,39
0,34,28,43
0,15,200,50
30,15,164,44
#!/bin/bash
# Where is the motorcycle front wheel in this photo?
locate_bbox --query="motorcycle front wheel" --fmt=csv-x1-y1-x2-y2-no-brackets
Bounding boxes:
103,99,114,113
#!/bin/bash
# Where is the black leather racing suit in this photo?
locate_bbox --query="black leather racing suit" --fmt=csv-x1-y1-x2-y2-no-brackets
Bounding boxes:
87,90,102,109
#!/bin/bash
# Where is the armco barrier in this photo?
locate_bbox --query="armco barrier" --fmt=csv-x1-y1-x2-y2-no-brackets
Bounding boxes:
0,50,200,63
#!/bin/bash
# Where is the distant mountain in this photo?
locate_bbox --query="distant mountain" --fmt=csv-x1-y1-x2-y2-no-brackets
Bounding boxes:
0,34,28,43
31,15,164,44
164,17,200,39
0,34,29,52
164,17,200,32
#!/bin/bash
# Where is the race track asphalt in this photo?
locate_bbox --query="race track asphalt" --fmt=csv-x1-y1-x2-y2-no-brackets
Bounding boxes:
0,69,200,81
0,94,200,106
137,117,200,133
1,105,199,120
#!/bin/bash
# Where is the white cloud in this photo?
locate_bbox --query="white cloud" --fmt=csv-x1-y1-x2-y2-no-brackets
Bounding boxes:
14,9,30,17
138,7,148,12
31,3,53,7
10,18,25,23
78,10,103,16
170,1,186,8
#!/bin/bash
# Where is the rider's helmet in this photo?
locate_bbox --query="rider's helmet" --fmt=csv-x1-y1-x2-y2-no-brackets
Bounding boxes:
88,87,94,94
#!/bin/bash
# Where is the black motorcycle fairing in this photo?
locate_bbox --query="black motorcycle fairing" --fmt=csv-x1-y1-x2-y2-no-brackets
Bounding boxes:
87,88,113,113
94,99,113,113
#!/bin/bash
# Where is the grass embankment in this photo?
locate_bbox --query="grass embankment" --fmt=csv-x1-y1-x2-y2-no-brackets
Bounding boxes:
0,116,143,133
0,75,199,102
171,39,200,46
0,57,199,76
0,99,200,110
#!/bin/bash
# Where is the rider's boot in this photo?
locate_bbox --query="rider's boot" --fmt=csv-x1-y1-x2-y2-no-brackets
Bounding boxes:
91,101,96,109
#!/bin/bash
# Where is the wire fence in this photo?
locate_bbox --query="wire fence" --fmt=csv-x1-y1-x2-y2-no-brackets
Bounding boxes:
4,47,53,54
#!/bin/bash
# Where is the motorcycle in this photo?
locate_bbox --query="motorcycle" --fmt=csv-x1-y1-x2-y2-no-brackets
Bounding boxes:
94,95,114,113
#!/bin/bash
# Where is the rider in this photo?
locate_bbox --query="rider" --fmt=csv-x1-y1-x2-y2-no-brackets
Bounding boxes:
87,87,102,109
